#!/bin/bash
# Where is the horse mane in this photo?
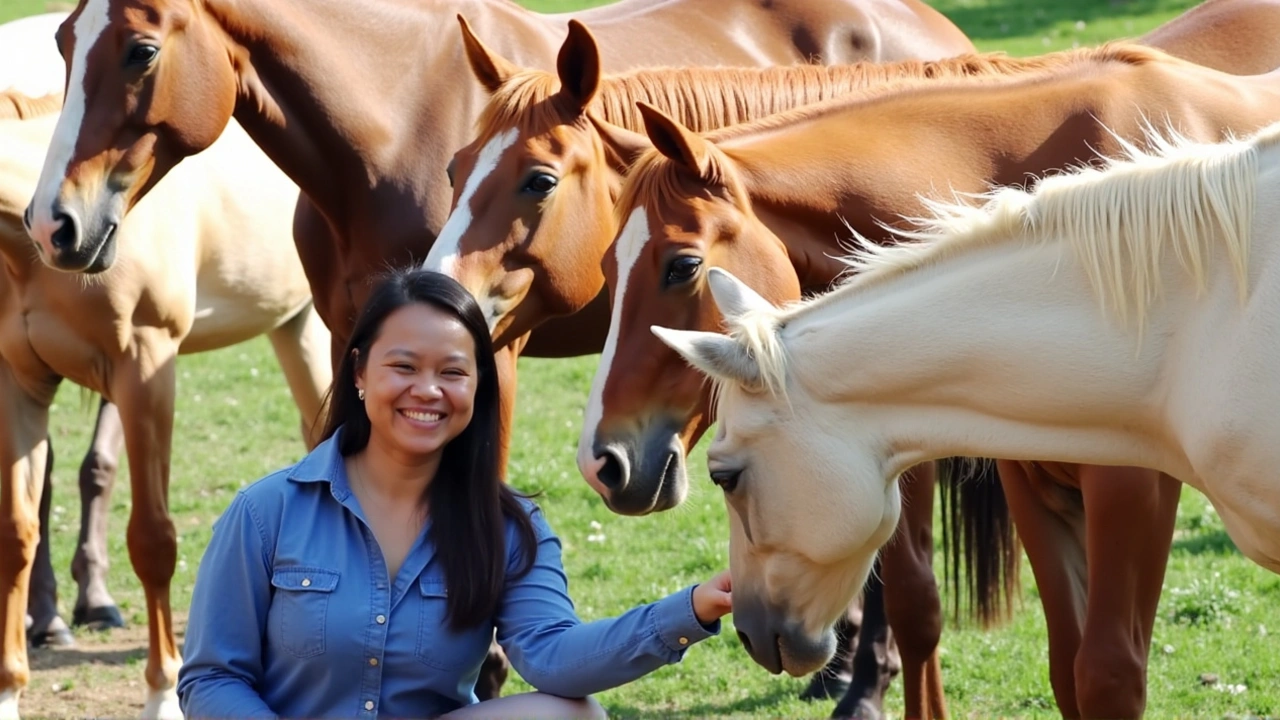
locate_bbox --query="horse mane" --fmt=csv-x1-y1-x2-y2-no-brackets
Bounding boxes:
833,119,1274,332
0,90,63,120
473,42,1167,147
609,43,1169,232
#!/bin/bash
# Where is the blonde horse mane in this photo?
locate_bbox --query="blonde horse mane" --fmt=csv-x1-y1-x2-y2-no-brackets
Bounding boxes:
835,119,1275,332
0,90,62,120
473,42,1167,147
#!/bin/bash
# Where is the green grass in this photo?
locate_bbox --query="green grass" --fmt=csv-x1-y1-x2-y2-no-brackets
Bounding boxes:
13,0,1280,717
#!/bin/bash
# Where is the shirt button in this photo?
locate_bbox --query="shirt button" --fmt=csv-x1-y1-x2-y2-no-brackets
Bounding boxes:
369,658,378,666
301,578,311,587
678,637,689,645
364,700,374,711
376,614,386,624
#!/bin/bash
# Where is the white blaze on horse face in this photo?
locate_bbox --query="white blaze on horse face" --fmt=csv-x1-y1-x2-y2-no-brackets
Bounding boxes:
577,207,650,489
423,127,520,281
28,0,109,242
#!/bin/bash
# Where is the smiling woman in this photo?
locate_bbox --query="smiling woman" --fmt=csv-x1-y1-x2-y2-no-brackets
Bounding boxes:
176,268,734,719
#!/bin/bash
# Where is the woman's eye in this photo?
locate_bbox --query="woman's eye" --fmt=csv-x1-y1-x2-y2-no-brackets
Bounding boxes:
523,173,558,195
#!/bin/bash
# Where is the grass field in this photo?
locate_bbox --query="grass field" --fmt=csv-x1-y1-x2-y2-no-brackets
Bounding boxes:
6,0,1279,717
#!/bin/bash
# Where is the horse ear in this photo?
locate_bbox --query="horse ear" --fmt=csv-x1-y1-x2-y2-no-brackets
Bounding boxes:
651,326,763,390
556,19,601,110
706,267,775,320
588,113,653,170
457,14,518,94
637,101,711,178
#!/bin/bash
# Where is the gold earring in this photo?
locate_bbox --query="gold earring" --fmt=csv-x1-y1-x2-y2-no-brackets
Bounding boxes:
357,388,365,401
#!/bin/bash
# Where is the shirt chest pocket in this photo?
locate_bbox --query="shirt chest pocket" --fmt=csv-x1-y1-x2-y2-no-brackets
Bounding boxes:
270,568,340,659
415,579,492,671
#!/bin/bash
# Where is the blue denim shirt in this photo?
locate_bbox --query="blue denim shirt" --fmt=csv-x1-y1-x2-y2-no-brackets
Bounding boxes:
177,430,719,718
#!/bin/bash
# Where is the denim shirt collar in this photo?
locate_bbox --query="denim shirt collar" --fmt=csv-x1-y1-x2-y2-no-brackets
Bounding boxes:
286,426,354,503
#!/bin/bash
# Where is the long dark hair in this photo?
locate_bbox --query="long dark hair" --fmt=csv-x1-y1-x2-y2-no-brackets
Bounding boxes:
320,268,537,629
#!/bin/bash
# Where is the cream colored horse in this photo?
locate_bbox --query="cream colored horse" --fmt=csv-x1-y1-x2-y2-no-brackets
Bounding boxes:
0,103,330,719
653,121,1280,678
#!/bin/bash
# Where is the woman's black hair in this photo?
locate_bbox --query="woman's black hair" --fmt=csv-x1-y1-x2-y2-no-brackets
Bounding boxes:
319,267,538,629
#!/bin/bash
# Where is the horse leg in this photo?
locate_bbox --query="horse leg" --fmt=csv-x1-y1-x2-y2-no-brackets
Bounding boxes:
0,362,54,718
265,302,334,449
474,339,532,701
881,463,945,720
799,604,860,701
1075,468,1179,719
111,349,182,720
831,560,899,720
996,460,1086,717
26,436,74,648
70,398,126,633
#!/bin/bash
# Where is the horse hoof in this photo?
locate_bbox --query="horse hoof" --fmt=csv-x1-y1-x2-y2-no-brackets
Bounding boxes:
28,626,76,649
800,673,851,702
831,699,882,720
72,605,125,631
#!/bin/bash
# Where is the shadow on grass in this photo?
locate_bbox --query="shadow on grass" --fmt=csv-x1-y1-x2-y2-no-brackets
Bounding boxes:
605,682,811,718
929,0,1198,43
28,645,146,670
1172,529,1241,557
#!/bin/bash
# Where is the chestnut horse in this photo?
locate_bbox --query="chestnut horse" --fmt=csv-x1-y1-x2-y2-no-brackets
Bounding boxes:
655,115,1280,714
0,101,331,718
601,44,1280,718
17,0,974,709
426,19,1066,717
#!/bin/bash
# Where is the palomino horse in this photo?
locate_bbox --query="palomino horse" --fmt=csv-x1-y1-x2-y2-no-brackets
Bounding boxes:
0,101,331,719
654,116,1280,706
426,19,1054,717
623,45,1280,718
0,9,141,653
19,0,974,701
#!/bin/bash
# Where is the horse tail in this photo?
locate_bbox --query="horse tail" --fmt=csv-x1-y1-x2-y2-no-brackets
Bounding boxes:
937,456,1021,628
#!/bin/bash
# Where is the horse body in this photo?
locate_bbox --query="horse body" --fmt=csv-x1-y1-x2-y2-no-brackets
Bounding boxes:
0,107,330,719
653,118,1280,702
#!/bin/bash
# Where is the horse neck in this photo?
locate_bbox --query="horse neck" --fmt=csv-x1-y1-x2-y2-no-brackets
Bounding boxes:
208,0,547,233
780,236,1187,479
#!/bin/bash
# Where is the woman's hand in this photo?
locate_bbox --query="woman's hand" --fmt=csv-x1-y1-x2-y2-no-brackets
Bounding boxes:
692,570,732,625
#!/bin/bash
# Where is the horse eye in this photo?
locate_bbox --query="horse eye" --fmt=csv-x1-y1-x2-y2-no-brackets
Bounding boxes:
665,255,702,286
125,44,159,68
709,468,741,493
523,173,557,195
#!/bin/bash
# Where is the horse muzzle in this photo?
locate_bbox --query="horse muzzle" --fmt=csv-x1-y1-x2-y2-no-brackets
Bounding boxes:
26,195,122,274
580,422,687,516
733,594,838,677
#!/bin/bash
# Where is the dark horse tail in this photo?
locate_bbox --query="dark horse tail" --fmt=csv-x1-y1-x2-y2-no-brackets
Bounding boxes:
937,457,1021,627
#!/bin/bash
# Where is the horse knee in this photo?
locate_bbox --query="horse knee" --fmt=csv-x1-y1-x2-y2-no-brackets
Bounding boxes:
126,511,177,584
78,446,119,493
0,511,39,577
1074,651,1146,719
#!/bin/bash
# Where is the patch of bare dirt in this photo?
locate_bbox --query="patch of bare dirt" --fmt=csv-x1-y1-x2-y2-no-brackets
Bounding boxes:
21,613,188,720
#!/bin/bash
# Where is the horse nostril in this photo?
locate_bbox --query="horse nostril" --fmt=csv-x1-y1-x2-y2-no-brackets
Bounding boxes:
49,210,79,252
22,204,33,231
736,629,754,656
595,448,627,491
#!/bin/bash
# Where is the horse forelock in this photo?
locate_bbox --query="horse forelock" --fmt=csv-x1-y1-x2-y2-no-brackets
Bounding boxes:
612,146,737,232
832,119,1276,334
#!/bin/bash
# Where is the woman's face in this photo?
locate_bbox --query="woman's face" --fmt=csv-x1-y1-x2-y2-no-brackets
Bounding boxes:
356,302,478,464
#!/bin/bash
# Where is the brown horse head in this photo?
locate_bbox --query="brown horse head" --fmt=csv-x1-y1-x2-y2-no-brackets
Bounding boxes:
423,16,650,347
577,103,801,515
25,0,238,273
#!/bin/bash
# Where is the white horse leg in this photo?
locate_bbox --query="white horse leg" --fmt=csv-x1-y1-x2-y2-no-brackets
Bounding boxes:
265,301,332,449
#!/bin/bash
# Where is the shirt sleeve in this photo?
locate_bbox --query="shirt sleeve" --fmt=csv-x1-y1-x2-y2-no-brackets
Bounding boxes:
177,491,280,719
494,506,720,698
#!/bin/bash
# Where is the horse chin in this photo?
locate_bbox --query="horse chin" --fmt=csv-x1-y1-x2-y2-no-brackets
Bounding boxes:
778,626,839,677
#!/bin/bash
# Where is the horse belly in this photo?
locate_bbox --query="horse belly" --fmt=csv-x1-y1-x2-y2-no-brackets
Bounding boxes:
179,293,308,355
